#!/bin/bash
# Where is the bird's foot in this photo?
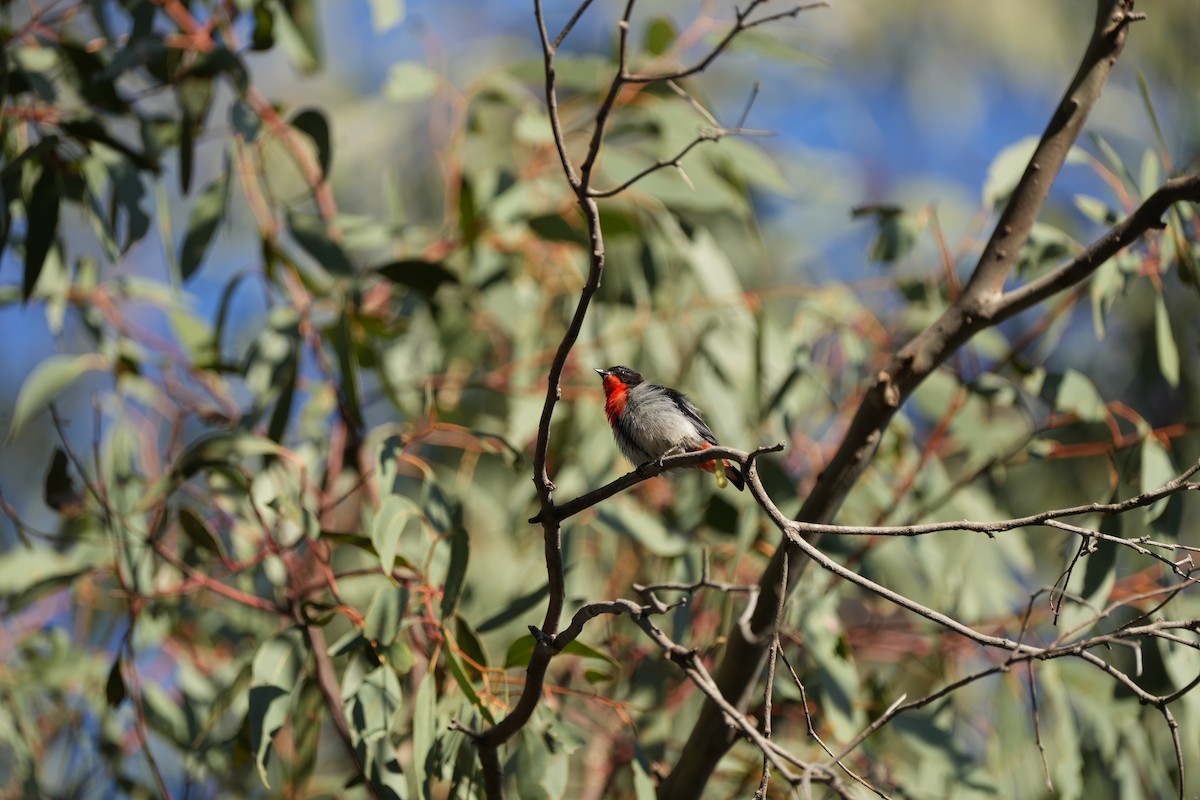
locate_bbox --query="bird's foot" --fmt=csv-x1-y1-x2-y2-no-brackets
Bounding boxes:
656,445,686,468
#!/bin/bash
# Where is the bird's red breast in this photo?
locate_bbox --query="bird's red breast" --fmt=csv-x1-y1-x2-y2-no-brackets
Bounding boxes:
601,374,629,425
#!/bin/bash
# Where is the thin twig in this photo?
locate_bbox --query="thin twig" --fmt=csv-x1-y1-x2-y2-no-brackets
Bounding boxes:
1026,663,1054,792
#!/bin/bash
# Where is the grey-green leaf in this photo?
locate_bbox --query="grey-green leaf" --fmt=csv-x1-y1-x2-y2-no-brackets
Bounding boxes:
8,354,113,441
179,174,229,280
24,162,61,301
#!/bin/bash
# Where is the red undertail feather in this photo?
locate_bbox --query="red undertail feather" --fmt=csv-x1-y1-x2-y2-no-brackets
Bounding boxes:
695,443,745,491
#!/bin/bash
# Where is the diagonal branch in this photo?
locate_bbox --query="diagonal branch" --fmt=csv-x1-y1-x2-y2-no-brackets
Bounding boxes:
551,0,599,50
990,173,1200,319
661,4,1165,796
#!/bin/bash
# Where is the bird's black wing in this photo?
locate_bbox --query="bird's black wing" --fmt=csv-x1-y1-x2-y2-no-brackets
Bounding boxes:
658,384,720,445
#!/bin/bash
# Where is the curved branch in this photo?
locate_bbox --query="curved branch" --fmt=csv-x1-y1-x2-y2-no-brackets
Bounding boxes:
531,442,785,523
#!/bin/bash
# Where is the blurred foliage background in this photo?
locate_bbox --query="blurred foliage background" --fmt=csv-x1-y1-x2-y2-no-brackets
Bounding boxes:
0,1,1198,798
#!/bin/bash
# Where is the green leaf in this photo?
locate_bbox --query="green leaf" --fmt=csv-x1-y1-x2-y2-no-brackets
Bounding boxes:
372,495,422,575
252,626,306,689
1087,132,1137,192
250,627,307,786
503,633,614,670
142,681,190,744
23,161,61,301
173,431,285,479
290,108,331,178
287,211,354,276
290,680,323,790
444,645,494,724
364,584,409,649
477,581,552,632
319,530,378,555
177,77,214,194
349,664,403,744
105,656,127,708
329,309,364,431
8,353,112,441
43,447,84,514
595,502,688,557
374,258,458,298
1138,148,1161,200
1017,222,1078,277
439,521,469,618
251,4,275,51
179,174,229,280
505,633,536,668
1073,194,1116,225
0,548,92,612
60,42,129,113
1089,257,1124,340
583,666,615,684
5,567,91,613
274,0,322,73
709,137,793,196
408,671,435,800
1053,369,1106,423
516,727,550,800
632,758,658,800
728,29,823,63
853,204,921,264
644,17,677,56
178,507,227,559
1141,437,1175,523
453,614,488,679
983,135,1086,210
560,639,618,667
383,61,438,103
1136,72,1169,159
248,685,290,787
1154,293,1179,388
367,0,406,32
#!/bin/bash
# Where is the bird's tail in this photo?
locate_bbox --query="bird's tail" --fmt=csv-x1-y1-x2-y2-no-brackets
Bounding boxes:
723,461,745,491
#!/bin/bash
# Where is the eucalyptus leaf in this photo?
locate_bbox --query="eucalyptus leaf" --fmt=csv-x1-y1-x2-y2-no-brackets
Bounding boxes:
23,162,60,301
179,174,229,280
8,353,112,440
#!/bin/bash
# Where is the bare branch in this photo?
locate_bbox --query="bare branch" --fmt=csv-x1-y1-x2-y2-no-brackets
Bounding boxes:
577,0,638,186
791,459,1200,541
532,442,786,523
1027,663,1054,793
625,2,830,84
1162,706,1185,800
752,549,788,800
589,130,721,198
531,597,819,785
589,83,771,198
988,174,1200,320
551,0,598,50
533,0,580,189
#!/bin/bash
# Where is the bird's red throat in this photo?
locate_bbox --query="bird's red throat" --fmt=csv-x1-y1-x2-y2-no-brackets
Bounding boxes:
601,375,628,424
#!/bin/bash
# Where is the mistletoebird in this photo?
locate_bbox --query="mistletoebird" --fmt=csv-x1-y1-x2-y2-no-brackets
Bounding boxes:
595,366,744,490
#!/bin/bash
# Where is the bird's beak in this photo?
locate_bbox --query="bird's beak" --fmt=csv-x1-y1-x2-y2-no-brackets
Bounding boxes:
594,368,608,377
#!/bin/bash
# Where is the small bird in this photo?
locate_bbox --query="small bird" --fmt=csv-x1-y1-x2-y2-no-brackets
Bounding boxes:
595,366,744,490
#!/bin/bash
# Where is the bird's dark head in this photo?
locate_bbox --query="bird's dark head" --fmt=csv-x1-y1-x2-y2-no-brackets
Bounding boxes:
595,366,643,422
595,365,644,390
